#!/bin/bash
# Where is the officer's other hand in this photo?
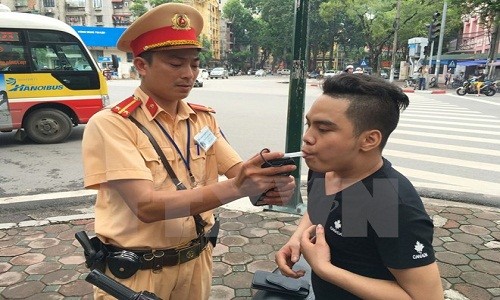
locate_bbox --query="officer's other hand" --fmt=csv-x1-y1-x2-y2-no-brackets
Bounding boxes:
233,150,296,197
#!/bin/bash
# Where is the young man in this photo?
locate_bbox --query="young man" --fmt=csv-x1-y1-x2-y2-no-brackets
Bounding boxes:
276,74,443,299
82,3,296,300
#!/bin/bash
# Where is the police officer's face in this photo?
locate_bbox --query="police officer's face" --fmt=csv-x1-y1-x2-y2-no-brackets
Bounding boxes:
139,48,200,103
302,95,361,174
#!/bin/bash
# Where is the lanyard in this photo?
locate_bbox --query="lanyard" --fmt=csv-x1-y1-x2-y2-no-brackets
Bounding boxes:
153,119,197,187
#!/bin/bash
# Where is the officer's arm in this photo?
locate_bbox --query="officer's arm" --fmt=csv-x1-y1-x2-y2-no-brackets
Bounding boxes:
106,152,295,223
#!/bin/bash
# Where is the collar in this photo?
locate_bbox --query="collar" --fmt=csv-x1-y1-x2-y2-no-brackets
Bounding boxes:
133,87,196,122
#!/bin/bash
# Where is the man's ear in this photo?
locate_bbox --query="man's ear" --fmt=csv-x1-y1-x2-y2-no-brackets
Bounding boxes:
359,130,382,152
133,57,148,77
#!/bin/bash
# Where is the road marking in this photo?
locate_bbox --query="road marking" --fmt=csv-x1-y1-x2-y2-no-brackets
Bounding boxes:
447,94,500,106
394,130,500,144
384,149,499,172
388,138,500,157
401,117,500,129
0,190,97,205
397,123,500,136
403,113,498,122
394,167,500,196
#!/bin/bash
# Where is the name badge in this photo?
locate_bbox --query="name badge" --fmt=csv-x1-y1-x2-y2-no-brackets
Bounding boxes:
194,126,217,151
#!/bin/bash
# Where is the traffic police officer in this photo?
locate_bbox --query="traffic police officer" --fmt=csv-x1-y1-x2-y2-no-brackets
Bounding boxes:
82,3,296,299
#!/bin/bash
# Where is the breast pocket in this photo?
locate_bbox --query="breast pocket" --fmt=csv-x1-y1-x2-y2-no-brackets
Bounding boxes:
139,146,175,189
190,146,215,186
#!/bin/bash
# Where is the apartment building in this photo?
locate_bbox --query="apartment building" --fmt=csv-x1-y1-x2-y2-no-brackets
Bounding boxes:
0,0,223,77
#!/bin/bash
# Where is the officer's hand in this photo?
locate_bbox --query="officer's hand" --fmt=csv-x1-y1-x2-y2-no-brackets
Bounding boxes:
233,151,296,197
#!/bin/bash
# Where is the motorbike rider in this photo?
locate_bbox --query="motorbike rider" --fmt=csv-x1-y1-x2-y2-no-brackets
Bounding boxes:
474,71,486,96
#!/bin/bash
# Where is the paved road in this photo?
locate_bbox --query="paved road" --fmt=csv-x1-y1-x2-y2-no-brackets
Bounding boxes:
0,77,498,209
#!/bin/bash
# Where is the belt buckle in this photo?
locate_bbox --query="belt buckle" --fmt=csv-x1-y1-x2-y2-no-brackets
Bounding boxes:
143,250,166,273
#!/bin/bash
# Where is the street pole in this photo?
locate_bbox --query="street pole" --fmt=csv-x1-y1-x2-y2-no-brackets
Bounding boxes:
389,0,401,83
426,40,434,89
434,1,447,85
266,0,309,215
486,13,500,79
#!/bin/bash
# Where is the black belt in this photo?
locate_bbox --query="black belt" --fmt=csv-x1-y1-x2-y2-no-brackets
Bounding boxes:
106,236,209,270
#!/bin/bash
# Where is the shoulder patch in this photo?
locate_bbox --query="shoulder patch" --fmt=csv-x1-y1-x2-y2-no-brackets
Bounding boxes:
188,102,216,113
111,96,142,118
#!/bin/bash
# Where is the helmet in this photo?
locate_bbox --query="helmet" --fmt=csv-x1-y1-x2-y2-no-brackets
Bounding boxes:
345,65,354,71
355,67,362,71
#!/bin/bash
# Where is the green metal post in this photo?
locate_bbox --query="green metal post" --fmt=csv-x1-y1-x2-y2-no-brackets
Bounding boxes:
266,0,309,215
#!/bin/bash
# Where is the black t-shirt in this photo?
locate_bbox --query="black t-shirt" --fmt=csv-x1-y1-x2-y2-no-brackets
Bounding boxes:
307,158,435,300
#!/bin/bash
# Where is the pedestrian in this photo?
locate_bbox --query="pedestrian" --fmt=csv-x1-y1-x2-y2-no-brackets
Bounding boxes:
275,74,443,299
444,70,451,87
417,67,426,90
81,3,296,300
343,65,354,74
353,67,363,74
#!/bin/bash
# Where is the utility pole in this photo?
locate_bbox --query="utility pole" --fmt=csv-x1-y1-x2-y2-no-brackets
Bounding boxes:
389,0,401,82
267,0,309,215
434,1,448,86
486,12,500,79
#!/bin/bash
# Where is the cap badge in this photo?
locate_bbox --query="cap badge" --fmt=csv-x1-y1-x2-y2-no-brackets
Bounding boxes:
172,14,191,30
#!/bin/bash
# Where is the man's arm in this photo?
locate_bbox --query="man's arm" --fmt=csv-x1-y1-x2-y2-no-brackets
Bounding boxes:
275,212,313,278
301,225,444,300
107,152,296,223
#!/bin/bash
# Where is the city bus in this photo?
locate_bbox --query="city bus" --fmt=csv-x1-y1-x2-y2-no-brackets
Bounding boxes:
0,11,111,143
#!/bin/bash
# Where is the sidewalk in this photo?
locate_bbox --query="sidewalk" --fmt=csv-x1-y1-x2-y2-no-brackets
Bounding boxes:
0,197,499,300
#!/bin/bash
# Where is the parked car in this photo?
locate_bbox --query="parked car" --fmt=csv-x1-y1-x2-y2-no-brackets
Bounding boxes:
210,67,229,79
380,70,389,79
255,69,267,77
199,68,209,80
194,71,204,87
308,70,321,79
323,69,338,78
277,69,290,75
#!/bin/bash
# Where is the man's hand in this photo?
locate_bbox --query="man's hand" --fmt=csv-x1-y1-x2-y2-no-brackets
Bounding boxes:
300,224,331,276
233,150,296,200
275,238,305,278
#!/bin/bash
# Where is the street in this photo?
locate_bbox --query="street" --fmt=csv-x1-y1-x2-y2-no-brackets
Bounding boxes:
0,76,499,210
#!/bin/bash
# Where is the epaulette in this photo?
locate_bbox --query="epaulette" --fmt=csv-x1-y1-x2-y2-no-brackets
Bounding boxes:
188,102,216,113
111,96,142,118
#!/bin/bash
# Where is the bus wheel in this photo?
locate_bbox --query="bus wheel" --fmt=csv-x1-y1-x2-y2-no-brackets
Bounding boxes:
25,109,72,144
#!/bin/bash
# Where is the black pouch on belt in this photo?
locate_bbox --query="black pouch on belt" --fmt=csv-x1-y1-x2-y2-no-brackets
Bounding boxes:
207,217,220,247
107,251,141,279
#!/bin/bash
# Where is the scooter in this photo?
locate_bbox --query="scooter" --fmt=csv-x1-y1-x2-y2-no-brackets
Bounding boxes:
456,80,497,96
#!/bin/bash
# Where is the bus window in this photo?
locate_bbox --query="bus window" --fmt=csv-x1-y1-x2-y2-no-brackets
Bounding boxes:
0,31,29,72
0,12,109,144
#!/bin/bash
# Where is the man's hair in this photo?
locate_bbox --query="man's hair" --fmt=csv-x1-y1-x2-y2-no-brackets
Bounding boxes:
321,73,409,149
138,51,154,64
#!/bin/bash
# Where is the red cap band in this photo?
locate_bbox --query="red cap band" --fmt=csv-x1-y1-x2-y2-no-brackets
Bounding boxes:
130,26,201,56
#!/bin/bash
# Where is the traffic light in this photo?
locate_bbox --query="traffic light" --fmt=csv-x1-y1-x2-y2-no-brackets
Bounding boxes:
427,11,441,41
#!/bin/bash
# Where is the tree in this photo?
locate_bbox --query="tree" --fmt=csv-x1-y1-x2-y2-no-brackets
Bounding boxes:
129,0,148,19
449,0,500,77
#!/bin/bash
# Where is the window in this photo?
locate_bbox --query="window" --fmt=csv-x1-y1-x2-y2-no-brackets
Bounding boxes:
0,30,29,73
96,15,103,23
126,52,133,62
93,0,102,9
43,0,55,7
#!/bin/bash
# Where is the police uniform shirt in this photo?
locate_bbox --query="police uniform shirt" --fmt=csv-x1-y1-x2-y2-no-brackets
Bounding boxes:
82,87,242,249
307,158,436,300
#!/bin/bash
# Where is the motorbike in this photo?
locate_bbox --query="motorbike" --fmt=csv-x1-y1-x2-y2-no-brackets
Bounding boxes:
456,79,497,96
451,76,464,89
403,78,418,89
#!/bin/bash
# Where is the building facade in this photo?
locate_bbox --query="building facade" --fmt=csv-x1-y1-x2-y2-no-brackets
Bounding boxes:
0,0,225,77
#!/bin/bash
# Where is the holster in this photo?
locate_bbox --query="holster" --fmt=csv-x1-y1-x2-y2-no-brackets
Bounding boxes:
85,236,108,272
207,217,220,248
107,250,141,279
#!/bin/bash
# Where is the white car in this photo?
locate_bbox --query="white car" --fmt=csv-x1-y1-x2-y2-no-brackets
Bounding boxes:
323,69,339,78
277,69,290,76
194,71,204,87
210,67,229,79
255,69,267,77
